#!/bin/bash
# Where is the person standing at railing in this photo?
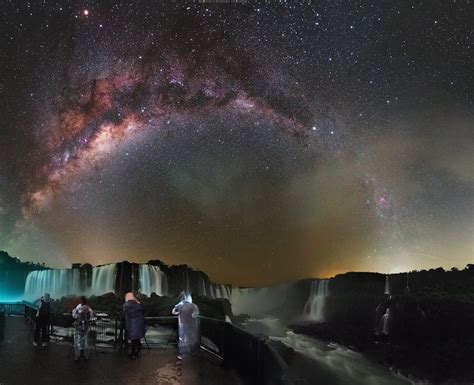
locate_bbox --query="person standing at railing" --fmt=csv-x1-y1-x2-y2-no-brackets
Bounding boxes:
33,293,51,347
123,292,146,360
172,292,199,360
72,296,94,362
0,304,5,343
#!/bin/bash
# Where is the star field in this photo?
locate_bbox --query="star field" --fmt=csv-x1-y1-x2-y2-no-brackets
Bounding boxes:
0,1,472,286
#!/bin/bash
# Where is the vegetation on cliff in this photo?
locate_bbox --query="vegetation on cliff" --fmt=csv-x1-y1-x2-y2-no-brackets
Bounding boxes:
291,265,474,384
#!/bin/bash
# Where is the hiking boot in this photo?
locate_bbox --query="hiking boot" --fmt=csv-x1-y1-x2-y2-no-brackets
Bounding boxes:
42,342,48,347
33,341,38,347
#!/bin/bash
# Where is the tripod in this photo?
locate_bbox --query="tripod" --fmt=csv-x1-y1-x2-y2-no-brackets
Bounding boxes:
117,321,151,354
164,326,177,350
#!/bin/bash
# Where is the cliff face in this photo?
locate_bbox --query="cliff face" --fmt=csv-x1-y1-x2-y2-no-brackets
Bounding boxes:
292,267,474,384
113,260,214,298
149,260,211,297
1,255,218,301
0,251,48,300
115,261,139,295
323,268,474,341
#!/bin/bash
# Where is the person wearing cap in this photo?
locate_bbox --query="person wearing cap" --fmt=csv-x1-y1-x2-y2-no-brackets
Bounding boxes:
33,293,51,347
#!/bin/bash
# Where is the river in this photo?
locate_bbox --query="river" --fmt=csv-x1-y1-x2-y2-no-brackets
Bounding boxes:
241,316,426,385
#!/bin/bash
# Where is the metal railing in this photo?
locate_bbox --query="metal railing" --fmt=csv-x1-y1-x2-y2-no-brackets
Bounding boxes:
0,302,25,315
20,304,179,349
199,316,302,385
115,316,179,350
2,302,299,385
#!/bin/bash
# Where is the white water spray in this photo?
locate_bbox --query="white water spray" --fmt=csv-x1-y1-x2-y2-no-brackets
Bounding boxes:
89,264,117,296
380,308,390,334
24,269,82,301
139,264,168,296
303,279,329,322
384,275,390,295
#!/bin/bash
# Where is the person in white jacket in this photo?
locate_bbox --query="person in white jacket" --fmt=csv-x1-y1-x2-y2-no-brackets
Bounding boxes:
172,292,199,360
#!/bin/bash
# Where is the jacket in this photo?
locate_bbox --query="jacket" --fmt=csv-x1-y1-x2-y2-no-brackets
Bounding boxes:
123,300,146,340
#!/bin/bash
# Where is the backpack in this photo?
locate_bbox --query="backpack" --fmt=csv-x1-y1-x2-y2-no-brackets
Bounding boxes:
75,307,91,333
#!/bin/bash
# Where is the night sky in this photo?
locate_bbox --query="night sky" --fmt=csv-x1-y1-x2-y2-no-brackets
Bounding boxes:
0,1,472,286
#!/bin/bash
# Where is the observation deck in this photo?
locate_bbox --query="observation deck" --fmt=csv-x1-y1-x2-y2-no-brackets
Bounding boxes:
0,303,296,385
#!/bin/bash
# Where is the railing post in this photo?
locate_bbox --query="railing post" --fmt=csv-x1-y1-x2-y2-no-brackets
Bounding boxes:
222,321,232,368
114,317,118,347
256,337,265,385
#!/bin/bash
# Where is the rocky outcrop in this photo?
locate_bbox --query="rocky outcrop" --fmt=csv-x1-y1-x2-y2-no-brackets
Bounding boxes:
0,251,48,300
291,266,474,384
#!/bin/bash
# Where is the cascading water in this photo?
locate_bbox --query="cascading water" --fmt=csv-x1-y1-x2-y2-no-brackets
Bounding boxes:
180,270,190,293
199,276,207,296
227,283,292,315
209,283,216,298
384,275,390,295
303,279,329,322
24,269,82,301
139,264,168,296
209,283,232,300
380,308,390,334
89,264,117,296
235,281,412,385
215,284,222,298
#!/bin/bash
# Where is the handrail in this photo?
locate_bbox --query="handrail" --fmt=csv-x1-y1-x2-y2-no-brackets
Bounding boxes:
22,300,39,310
197,315,258,337
14,303,296,384
143,315,178,320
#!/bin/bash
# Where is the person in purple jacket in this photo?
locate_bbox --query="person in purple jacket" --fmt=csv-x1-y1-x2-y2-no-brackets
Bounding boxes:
123,292,146,359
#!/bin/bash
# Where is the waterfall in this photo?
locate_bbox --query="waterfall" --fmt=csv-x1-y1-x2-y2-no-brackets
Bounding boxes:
225,284,232,299
303,279,329,322
380,308,390,334
139,264,168,296
227,283,291,315
215,284,222,298
199,276,207,296
24,269,82,301
24,265,117,300
89,264,117,296
209,283,232,300
180,270,190,293
384,275,390,295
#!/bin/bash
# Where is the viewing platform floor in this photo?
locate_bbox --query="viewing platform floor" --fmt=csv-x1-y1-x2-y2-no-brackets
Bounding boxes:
0,315,242,385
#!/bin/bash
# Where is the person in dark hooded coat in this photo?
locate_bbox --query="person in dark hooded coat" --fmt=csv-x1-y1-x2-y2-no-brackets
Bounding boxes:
123,292,146,359
33,293,51,347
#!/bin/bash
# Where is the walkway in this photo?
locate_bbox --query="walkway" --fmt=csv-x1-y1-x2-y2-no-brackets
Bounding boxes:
0,315,243,385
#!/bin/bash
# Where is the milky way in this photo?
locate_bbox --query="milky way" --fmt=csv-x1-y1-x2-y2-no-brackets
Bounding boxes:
25,50,315,216
1,1,472,285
